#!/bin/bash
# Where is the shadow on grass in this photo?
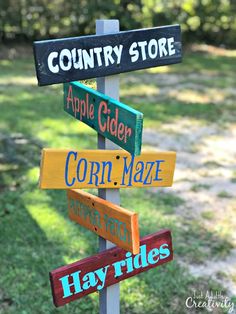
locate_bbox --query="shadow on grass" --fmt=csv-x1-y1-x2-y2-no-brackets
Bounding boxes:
0,132,101,313
1,48,235,313
0,130,234,313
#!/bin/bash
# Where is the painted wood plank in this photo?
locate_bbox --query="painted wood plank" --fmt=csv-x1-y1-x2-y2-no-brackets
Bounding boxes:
64,81,143,156
50,229,173,307
33,25,182,86
39,149,176,189
67,189,139,254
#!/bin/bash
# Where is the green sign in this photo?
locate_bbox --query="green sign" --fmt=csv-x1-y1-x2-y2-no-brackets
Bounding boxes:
64,82,143,156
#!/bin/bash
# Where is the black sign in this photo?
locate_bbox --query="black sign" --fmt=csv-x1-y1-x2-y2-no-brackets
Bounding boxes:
33,25,182,86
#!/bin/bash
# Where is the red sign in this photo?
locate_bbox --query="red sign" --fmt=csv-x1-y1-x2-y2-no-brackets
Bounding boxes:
50,229,173,307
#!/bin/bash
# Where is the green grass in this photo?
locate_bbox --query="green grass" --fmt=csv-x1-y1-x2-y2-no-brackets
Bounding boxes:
120,52,236,128
201,211,214,220
0,46,236,313
191,183,211,192
217,191,233,199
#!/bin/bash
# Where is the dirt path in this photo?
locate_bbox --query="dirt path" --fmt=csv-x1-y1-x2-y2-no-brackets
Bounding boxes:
143,117,236,297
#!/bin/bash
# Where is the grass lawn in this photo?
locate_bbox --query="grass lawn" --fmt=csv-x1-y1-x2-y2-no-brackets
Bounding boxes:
0,44,236,313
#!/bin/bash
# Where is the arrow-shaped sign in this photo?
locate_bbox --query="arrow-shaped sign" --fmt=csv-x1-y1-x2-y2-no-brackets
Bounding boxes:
33,25,181,86
39,149,176,189
50,229,173,307
64,82,143,156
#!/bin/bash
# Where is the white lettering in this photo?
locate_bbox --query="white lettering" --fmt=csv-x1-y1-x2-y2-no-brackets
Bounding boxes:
48,51,59,73
148,39,158,59
129,42,139,62
138,41,147,60
113,45,123,64
94,47,103,66
60,49,72,71
103,46,115,66
82,49,94,69
158,38,168,57
71,48,83,69
167,37,175,56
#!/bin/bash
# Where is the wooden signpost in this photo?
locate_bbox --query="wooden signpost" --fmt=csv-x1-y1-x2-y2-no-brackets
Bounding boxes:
39,148,176,189
33,25,181,86
50,229,173,307
32,18,182,313
96,20,121,314
67,189,139,254
64,81,143,155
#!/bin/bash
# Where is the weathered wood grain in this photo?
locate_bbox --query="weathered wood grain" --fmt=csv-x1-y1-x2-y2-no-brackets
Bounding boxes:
67,189,139,254
64,81,143,156
39,149,176,189
50,229,173,307
33,25,181,86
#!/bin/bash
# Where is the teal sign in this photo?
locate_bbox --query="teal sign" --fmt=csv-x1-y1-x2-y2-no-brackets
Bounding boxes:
64,82,143,156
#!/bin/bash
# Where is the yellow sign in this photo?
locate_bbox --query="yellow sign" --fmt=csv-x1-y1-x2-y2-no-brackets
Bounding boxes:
40,149,176,189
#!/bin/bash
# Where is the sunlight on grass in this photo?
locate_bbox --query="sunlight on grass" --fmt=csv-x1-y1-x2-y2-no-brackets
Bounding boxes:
1,47,236,313
121,84,159,97
0,60,11,66
0,93,11,102
41,118,92,133
27,167,40,184
37,118,97,148
0,89,34,103
214,221,234,243
147,65,172,73
169,88,225,104
191,44,236,57
26,195,91,263
0,76,37,85
121,277,150,308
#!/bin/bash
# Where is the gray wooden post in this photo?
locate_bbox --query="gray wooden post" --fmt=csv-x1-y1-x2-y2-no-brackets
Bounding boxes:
96,20,120,314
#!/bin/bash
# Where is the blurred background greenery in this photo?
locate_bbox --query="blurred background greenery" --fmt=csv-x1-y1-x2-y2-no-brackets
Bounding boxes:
0,1,236,313
0,0,236,47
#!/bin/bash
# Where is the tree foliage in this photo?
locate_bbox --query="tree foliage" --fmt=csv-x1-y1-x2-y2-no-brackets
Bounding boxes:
0,0,235,47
